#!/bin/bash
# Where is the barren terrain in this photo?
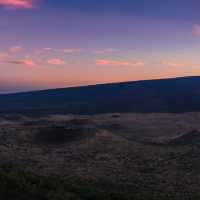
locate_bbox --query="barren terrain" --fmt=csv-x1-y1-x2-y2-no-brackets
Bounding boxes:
1,113,200,199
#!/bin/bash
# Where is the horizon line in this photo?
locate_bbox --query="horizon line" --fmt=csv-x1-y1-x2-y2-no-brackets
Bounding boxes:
1,75,200,95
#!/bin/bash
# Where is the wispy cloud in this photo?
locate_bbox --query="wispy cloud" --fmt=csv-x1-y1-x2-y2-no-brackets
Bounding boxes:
96,59,144,67
43,48,53,51
0,0,36,9
94,48,117,54
40,48,82,55
193,24,200,36
161,60,185,67
47,58,65,65
6,59,35,66
9,46,22,53
61,48,82,53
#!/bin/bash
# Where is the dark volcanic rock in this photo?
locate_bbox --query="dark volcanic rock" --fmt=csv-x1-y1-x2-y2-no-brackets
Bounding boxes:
34,126,93,145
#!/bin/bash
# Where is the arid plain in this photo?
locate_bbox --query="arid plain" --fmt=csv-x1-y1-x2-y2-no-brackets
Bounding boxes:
1,113,200,199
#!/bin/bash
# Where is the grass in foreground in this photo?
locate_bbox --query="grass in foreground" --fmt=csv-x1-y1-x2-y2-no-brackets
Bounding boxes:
1,167,200,200
0,167,135,200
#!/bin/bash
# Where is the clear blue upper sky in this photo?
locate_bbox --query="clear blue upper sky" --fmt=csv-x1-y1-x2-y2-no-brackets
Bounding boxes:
0,0,200,93
44,0,200,20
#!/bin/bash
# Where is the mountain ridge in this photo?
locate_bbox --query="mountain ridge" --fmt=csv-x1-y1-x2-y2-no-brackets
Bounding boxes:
1,76,199,96
1,76,200,114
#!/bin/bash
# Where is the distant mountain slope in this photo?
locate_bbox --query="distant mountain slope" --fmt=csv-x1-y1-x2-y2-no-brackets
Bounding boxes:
168,130,200,146
1,76,200,114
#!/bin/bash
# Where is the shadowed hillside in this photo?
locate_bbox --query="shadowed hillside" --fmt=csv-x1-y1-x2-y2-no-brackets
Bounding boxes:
1,76,200,114
168,130,200,146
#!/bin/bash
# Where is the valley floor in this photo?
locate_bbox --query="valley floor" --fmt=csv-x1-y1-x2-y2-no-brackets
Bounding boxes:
1,113,200,199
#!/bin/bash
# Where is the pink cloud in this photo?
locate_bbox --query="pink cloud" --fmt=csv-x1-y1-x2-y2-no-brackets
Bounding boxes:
47,58,65,65
105,48,115,53
96,59,144,67
162,61,184,67
7,59,35,66
9,46,22,53
193,24,200,36
96,59,130,66
0,0,36,9
43,48,53,51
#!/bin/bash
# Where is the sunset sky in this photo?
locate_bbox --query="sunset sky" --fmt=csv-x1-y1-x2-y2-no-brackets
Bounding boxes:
1,0,200,92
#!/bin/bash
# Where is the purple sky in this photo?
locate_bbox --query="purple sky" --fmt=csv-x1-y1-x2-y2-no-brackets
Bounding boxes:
1,0,200,92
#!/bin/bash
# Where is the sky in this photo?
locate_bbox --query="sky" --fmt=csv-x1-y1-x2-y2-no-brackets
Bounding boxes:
1,0,200,93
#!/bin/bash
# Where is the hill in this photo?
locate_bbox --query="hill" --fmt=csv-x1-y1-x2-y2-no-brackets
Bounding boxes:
168,130,200,145
1,76,200,114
